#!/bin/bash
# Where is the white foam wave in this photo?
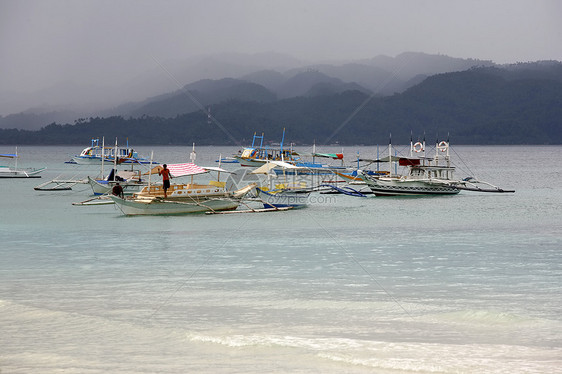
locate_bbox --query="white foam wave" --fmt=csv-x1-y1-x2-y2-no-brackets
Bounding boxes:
429,309,538,326
187,332,562,373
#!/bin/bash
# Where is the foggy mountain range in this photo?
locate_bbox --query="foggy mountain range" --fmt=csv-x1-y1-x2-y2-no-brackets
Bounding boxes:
2,57,561,145
0,52,497,130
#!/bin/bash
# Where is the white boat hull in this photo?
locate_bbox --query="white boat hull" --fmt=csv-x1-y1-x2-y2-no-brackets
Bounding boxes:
235,157,266,167
0,166,45,178
257,188,310,208
364,177,460,196
71,156,153,165
70,156,105,165
109,182,246,215
87,176,146,196
110,195,239,215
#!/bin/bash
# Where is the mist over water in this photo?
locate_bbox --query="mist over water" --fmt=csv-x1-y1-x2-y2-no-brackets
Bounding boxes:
2,0,561,119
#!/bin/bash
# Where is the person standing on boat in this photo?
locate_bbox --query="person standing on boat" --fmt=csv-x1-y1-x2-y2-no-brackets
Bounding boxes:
159,164,172,198
112,182,124,198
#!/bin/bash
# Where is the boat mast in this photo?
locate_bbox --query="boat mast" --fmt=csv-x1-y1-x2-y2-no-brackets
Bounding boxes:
101,137,105,179
190,142,196,163
148,151,153,189
435,135,439,164
312,141,316,164
394,149,398,175
376,144,379,172
217,153,222,182
113,138,118,181
446,134,450,167
190,142,196,185
388,134,392,178
447,138,451,179
280,130,287,184
422,134,426,165
280,128,285,155
266,160,272,190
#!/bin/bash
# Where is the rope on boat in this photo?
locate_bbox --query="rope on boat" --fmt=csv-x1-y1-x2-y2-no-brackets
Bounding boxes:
449,146,477,179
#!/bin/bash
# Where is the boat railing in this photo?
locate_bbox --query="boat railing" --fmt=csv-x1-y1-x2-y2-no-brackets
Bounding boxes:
137,183,224,197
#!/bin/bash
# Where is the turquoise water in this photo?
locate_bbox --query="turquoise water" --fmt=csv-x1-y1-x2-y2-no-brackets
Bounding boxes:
1,145,561,373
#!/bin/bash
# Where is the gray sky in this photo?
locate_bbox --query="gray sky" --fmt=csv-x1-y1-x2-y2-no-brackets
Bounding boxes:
1,0,561,113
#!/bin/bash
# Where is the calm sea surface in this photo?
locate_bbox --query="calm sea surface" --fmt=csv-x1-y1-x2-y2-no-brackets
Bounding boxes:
1,145,561,373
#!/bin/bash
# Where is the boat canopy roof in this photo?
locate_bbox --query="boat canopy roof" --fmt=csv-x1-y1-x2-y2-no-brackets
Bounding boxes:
116,170,138,180
0,153,17,158
251,160,304,174
298,152,343,159
359,156,427,165
271,160,302,169
398,158,421,166
308,152,344,159
359,155,402,163
146,163,208,177
202,166,233,174
251,163,277,174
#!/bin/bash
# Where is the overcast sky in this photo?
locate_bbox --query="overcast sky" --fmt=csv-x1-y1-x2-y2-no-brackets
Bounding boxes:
1,0,561,110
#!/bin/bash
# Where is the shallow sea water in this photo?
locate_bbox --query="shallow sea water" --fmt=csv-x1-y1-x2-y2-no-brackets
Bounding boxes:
1,145,561,373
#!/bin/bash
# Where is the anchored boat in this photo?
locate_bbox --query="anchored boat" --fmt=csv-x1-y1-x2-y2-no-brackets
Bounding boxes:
360,138,514,196
235,131,300,167
87,169,146,196
0,149,45,178
250,160,311,209
236,130,346,177
109,163,255,215
68,138,155,165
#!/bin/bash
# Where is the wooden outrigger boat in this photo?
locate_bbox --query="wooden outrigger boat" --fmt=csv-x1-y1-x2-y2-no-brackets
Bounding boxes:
0,148,45,178
37,138,153,193
68,138,156,165
235,131,300,167
86,169,146,196
235,130,345,176
109,162,256,215
250,160,312,209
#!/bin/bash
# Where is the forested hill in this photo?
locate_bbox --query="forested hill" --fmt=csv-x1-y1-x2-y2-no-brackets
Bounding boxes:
1,63,561,145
